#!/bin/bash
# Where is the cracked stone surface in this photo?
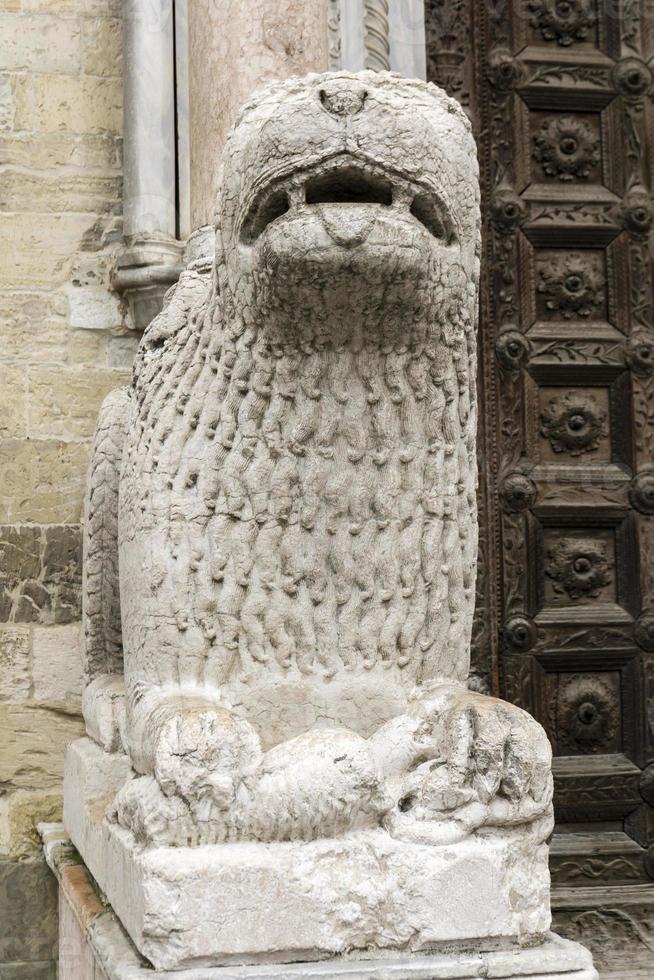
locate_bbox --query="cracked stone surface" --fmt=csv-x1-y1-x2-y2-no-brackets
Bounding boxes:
63,71,578,972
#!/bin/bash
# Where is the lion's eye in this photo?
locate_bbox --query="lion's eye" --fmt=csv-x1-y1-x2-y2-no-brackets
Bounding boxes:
410,192,453,243
241,189,290,244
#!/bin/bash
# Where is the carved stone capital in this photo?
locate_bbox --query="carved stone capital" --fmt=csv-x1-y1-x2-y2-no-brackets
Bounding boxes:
112,238,184,332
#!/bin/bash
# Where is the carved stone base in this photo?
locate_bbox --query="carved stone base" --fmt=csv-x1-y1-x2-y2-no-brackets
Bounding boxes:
42,821,597,980
63,738,562,972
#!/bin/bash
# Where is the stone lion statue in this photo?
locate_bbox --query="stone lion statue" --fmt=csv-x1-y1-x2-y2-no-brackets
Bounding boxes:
82,71,552,849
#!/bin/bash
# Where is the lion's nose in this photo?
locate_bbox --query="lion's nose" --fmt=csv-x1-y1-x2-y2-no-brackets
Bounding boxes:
318,80,368,117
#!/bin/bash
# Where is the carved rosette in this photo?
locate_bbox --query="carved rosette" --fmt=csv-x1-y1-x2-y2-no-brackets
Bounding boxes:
629,470,654,514
536,255,605,319
634,613,654,651
546,539,612,600
527,0,596,47
558,676,618,754
626,337,654,376
500,472,537,512
613,58,653,101
503,615,538,652
491,190,526,232
496,329,531,371
540,391,608,456
640,763,654,805
533,116,600,182
487,47,523,92
622,193,654,240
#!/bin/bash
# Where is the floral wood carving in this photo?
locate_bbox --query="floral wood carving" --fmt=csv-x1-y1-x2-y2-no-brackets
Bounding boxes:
613,58,653,100
536,254,605,319
533,116,600,182
500,473,537,512
622,192,654,240
634,613,654,651
557,676,619,755
626,337,654,376
496,329,531,371
491,190,526,232
630,470,654,514
503,615,538,652
540,391,608,456
527,0,597,47
546,538,612,599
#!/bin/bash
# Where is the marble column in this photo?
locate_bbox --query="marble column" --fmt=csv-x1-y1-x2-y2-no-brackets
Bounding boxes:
187,0,330,231
113,0,184,330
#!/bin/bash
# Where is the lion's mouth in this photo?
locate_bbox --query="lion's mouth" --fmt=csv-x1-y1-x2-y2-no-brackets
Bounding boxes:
239,158,456,247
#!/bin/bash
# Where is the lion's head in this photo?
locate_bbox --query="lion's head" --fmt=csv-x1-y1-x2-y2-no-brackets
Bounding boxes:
216,71,480,345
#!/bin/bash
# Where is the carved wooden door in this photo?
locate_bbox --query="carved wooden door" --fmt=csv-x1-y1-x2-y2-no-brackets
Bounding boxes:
426,0,654,969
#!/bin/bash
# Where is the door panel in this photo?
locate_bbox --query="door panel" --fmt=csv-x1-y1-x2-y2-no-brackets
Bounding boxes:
425,0,654,970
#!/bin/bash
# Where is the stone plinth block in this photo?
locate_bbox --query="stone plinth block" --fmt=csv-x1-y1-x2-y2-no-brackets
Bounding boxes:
45,821,597,980
63,738,559,972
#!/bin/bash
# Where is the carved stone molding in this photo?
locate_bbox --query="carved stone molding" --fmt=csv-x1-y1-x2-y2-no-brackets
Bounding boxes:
503,615,538,652
613,58,653,101
540,392,608,456
496,329,531,371
533,116,601,182
363,0,391,71
629,469,654,514
536,254,605,319
500,473,537,512
546,539,612,600
527,0,596,47
557,675,619,754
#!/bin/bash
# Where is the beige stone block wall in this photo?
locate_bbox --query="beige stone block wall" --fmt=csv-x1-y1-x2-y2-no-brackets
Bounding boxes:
0,3,134,971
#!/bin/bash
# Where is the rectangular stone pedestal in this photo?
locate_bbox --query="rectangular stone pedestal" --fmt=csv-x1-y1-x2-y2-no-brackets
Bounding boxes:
42,821,598,980
63,738,562,971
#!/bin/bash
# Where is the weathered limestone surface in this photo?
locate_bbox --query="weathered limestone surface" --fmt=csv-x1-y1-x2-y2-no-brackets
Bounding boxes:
62,70,595,977
0,0,134,975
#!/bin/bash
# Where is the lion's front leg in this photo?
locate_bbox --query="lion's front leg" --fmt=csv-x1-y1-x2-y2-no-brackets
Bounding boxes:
369,685,553,845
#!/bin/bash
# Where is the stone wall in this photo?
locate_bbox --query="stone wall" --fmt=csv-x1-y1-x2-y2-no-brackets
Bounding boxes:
0,1,137,975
